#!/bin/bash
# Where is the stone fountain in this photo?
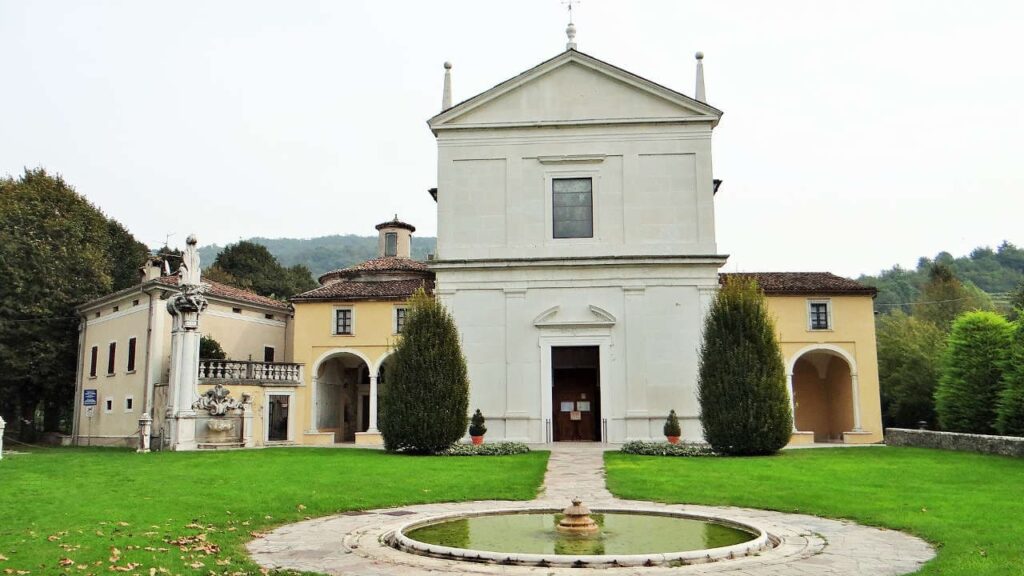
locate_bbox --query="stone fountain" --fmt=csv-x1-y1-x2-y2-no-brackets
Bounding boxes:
556,498,600,535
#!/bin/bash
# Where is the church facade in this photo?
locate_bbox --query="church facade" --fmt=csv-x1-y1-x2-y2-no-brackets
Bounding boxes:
71,43,883,449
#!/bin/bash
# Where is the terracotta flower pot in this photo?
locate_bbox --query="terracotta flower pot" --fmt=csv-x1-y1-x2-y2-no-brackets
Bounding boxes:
666,436,680,444
471,435,484,445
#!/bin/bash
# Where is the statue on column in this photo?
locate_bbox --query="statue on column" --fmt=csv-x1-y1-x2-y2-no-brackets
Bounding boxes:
165,233,208,451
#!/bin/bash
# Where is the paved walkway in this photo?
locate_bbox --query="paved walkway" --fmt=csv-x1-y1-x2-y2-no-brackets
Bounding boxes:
248,445,935,575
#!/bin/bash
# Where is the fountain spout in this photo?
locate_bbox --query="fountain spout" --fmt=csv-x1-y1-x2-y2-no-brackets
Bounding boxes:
557,498,600,535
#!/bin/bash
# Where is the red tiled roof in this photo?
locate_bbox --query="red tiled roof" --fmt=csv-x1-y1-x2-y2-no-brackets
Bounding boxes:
318,257,428,284
291,278,434,302
720,272,876,296
375,217,416,232
155,276,291,310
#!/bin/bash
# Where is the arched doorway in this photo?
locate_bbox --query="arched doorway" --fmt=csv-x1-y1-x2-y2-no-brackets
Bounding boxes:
314,351,371,443
790,348,858,443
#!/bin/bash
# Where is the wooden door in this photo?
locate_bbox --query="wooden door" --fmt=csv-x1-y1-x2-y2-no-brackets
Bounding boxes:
552,347,600,441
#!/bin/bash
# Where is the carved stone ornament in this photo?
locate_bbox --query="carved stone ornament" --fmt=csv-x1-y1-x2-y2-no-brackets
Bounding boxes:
166,284,209,317
193,383,242,416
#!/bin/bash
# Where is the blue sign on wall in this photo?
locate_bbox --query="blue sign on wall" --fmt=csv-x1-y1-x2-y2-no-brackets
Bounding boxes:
83,389,98,406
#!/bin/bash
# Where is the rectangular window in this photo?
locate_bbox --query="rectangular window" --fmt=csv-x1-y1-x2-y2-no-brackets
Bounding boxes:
809,301,831,330
132,299,140,307
104,397,113,413
127,337,137,372
89,346,98,378
385,232,398,257
264,346,275,363
264,313,275,320
232,307,242,314
395,307,407,334
112,305,119,312
552,177,593,239
335,309,353,335
124,396,134,412
107,342,116,375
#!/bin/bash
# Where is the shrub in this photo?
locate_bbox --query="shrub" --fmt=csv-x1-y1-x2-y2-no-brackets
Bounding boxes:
996,321,1024,436
468,409,487,437
379,289,469,454
877,311,945,428
663,410,681,437
935,311,1012,434
199,335,226,360
697,277,792,455
441,442,531,456
620,440,715,457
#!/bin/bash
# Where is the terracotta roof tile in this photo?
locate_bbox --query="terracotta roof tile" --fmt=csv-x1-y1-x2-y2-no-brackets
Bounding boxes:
156,276,291,310
720,272,876,296
318,257,428,283
291,278,434,302
375,217,416,232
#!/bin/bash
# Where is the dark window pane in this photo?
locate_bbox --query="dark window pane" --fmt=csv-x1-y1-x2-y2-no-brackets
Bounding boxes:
107,342,116,375
89,346,98,377
127,337,137,372
385,233,398,257
553,177,593,239
264,346,275,363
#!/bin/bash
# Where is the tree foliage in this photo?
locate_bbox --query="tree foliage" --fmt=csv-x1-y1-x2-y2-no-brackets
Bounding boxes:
209,240,316,299
199,335,227,360
913,263,993,330
996,320,1024,436
877,311,946,428
0,169,148,438
934,311,1012,434
697,278,792,455
379,290,469,453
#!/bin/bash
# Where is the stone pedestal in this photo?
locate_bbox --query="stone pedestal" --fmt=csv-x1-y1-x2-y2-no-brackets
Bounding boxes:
137,413,152,453
164,234,208,452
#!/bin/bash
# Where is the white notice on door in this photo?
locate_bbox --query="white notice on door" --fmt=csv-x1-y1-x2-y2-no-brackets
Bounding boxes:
561,402,574,412
577,401,591,412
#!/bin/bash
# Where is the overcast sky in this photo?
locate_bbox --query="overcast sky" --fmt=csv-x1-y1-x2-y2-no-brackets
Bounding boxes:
2,1,1022,277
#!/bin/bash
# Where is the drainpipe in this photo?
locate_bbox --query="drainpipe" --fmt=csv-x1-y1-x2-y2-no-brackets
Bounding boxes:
71,315,88,446
140,289,156,417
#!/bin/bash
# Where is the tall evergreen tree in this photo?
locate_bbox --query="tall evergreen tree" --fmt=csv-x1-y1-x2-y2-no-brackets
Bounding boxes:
934,311,1012,433
877,311,946,428
996,320,1024,436
697,277,792,455
379,289,469,453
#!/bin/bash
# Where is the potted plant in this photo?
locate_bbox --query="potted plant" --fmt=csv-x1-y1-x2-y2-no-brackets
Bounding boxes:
469,409,487,445
663,409,681,444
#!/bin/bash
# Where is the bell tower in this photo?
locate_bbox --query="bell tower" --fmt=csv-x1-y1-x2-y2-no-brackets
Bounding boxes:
375,215,415,258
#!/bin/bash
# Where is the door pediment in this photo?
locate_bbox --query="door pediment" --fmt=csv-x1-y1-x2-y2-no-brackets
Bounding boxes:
533,304,616,328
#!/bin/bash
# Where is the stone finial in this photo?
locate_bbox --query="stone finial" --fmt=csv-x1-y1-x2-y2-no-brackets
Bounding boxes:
695,51,706,102
566,21,577,51
441,61,452,111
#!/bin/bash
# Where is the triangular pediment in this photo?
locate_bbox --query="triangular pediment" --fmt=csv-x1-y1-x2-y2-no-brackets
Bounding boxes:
429,50,721,132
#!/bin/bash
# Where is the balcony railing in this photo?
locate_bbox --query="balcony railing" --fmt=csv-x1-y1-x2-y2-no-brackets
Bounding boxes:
198,360,303,385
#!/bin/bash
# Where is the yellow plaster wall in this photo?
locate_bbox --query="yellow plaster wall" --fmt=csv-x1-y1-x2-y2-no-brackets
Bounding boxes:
200,302,288,362
78,297,151,444
290,299,405,442
766,295,883,444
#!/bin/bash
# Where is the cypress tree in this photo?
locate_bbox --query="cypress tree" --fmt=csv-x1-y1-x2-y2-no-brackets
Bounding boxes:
934,311,1012,433
697,277,792,455
995,320,1024,436
379,289,469,453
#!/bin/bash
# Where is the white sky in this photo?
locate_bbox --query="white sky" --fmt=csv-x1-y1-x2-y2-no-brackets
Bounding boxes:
2,0,1022,277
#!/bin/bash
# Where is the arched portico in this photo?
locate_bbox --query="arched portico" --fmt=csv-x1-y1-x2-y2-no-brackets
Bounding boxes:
310,349,374,443
787,345,861,443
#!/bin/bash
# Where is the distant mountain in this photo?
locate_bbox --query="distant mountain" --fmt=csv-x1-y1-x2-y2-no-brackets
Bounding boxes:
857,241,1024,313
199,235,437,277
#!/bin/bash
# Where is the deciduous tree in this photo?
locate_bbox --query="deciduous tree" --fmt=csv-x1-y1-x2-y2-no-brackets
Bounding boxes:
877,311,946,428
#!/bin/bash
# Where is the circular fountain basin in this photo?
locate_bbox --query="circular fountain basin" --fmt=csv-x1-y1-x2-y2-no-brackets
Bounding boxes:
390,507,771,568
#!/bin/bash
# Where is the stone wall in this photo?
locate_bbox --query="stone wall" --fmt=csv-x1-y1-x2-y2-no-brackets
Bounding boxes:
885,428,1024,457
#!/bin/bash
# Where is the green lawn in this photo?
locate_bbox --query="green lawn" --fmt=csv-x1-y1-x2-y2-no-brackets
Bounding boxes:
606,447,1024,576
0,447,548,575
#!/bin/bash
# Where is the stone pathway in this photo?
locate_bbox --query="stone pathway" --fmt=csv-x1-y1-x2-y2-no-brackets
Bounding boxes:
248,445,935,575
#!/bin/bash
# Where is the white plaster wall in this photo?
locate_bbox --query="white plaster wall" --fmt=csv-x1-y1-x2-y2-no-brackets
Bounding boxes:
435,124,717,262
439,264,720,443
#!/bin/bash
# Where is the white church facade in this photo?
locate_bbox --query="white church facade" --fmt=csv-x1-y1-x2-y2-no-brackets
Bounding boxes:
428,49,726,443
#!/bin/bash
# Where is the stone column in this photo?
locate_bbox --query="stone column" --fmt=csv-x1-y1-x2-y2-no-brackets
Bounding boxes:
137,413,152,453
242,394,255,447
367,375,379,432
0,415,6,460
164,234,208,452
850,373,863,432
787,372,798,431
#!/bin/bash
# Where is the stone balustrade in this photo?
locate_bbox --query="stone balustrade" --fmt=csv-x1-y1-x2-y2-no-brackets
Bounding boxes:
199,360,303,385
